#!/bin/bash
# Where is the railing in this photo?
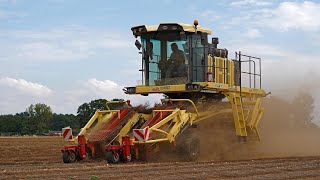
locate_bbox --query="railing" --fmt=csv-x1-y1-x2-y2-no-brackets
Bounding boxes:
236,51,262,89
138,51,262,90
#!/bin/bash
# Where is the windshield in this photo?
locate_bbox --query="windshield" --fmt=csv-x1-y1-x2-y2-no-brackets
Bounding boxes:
141,32,189,86
139,31,206,86
191,34,205,82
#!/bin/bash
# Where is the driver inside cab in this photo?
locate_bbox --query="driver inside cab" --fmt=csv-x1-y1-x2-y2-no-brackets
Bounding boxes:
159,43,186,78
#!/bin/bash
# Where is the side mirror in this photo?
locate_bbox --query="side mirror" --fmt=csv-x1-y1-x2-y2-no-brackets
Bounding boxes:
212,37,219,48
135,40,142,50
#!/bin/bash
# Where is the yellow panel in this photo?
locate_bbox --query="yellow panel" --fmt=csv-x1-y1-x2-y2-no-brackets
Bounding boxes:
214,57,225,84
135,84,186,94
132,23,212,34
208,55,214,73
228,60,234,87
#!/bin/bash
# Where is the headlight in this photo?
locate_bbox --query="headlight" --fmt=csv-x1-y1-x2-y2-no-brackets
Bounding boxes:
185,84,201,91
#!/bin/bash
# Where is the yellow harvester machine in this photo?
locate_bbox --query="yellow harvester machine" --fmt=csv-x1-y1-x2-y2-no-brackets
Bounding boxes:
61,21,268,163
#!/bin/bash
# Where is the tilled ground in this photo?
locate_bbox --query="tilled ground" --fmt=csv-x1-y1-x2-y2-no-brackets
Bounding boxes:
1,137,320,180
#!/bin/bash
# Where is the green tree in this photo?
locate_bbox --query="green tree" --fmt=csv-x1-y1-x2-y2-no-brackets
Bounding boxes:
16,112,31,135
25,103,53,135
0,114,23,134
48,113,79,133
77,99,108,127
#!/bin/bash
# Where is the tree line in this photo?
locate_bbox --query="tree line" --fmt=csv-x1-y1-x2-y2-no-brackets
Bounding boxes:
0,99,110,135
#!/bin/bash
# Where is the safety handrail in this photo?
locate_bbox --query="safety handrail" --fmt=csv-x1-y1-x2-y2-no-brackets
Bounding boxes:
161,98,199,116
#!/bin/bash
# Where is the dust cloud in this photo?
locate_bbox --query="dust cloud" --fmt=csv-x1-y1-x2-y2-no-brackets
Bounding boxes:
198,91,320,161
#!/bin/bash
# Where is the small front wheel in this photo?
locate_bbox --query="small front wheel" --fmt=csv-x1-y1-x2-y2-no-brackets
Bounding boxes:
62,150,76,163
105,151,120,164
86,147,92,159
125,154,132,162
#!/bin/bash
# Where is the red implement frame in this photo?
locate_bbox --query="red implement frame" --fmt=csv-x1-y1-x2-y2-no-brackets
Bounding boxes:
89,108,130,141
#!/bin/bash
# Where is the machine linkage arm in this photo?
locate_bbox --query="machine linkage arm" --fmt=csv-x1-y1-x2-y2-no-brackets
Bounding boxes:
133,99,199,144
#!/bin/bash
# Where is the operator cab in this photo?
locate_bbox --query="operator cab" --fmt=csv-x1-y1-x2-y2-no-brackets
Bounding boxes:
131,21,225,86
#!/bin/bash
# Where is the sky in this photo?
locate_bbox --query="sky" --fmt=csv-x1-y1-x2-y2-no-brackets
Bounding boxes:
1,0,320,119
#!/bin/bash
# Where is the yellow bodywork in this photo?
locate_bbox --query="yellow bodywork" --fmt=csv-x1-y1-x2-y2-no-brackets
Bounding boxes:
67,22,267,148
68,55,266,145
132,99,199,144
128,54,267,141
132,56,266,97
132,22,212,34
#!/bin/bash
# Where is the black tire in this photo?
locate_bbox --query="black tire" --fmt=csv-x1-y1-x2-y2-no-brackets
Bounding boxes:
105,151,120,164
62,150,76,163
176,132,200,161
126,154,132,162
62,151,70,163
119,150,132,162
86,147,92,159
185,135,200,161
130,148,136,161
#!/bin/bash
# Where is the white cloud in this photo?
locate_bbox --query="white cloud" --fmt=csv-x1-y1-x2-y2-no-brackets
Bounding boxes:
88,78,118,88
58,78,162,114
0,77,162,114
0,26,132,62
0,77,52,96
245,28,262,38
82,78,162,105
228,1,320,32
84,78,119,96
230,0,272,7
268,1,320,31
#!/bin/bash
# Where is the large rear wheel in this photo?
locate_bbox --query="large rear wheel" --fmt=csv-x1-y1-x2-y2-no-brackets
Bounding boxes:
184,135,200,161
176,131,200,161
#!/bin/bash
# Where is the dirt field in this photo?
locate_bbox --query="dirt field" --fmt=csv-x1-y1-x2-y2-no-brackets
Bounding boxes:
1,95,320,179
0,136,320,180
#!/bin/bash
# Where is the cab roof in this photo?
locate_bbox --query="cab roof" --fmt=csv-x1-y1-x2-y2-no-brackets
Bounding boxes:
131,23,212,36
